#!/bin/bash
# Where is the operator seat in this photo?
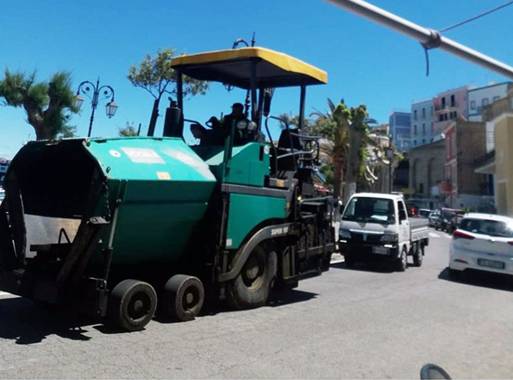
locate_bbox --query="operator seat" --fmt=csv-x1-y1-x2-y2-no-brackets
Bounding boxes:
276,128,302,175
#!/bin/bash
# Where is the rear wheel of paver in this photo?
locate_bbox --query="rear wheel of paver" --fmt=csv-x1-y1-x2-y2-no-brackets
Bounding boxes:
163,274,205,322
227,245,277,310
413,244,423,267
395,247,408,272
108,279,157,331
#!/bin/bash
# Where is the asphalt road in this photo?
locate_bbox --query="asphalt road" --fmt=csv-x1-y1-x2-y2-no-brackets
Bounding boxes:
1,230,513,379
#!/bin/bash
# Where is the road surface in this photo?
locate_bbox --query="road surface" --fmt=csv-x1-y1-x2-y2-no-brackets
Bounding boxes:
1,230,512,378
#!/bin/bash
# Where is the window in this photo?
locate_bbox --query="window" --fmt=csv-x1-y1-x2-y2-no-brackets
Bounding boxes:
422,139,426,144
482,98,489,107
493,96,500,102
430,106,433,115
450,94,456,107
399,202,407,222
413,139,417,146
422,123,426,135
342,197,395,224
470,100,476,110
441,97,446,108
414,124,417,134
422,108,426,119
414,110,418,121
460,218,513,238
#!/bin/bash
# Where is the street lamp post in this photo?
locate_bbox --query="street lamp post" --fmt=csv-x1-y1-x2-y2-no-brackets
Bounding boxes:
75,78,118,137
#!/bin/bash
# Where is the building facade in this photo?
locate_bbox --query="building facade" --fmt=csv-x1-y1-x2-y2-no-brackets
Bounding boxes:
410,99,434,148
0,158,9,187
468,82,512,122
443,121,493,211
408,140,445,209
477,89,513,216
432,86,468,138
389,111,411,152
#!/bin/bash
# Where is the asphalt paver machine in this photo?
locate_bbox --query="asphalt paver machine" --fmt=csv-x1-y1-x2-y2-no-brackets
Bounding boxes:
0,46,336,330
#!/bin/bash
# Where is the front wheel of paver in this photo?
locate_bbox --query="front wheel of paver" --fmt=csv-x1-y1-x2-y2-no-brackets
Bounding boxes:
108,279,157,331
227,245,277,310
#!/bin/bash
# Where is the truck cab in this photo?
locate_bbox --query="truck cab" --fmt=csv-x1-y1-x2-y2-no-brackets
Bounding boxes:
339,193,429,271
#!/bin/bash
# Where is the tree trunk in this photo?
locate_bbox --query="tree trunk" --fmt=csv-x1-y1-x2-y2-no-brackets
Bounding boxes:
333,155,344,199
147,98,160,137
34,124,52,140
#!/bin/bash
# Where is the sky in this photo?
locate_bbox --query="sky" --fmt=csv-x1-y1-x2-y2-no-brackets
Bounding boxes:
1,0,512,158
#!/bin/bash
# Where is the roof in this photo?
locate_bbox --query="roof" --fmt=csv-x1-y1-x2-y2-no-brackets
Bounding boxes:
463,213,513,223
350,192,404,201
171,47,327,89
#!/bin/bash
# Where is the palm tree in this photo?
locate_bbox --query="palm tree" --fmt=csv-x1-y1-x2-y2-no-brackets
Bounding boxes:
312,99,376,201
0,70,79,140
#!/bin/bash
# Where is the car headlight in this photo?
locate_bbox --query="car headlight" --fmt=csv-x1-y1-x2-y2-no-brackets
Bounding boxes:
381,233,398,243
339,228,351,239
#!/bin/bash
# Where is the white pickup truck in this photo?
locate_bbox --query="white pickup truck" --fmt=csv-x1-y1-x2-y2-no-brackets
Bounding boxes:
339,192,429,271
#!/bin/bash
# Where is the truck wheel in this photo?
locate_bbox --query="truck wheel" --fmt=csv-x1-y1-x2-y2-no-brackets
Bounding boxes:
413,245,423,267
344,254,355,268
163,275,204,322
227,245,277,310
108,279,157,331
395,247,408,272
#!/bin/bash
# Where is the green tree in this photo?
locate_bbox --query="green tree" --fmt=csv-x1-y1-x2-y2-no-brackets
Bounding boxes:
128,49,208,137
118,122,140,137
312,99,373,201
0,70,79,140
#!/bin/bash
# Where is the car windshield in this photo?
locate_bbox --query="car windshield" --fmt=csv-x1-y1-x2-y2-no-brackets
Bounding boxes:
459,218,513,238
342,197,395,224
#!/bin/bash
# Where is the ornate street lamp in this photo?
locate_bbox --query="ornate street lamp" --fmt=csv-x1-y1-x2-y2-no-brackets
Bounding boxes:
75,78,117,137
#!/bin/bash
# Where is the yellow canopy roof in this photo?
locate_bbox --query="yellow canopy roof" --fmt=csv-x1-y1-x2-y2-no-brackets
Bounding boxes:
171,47,328,89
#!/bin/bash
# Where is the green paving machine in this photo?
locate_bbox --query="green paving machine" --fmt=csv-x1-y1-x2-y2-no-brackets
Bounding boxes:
0,46,336,331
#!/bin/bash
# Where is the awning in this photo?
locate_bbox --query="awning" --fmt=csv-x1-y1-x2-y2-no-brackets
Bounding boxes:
171,47,328,89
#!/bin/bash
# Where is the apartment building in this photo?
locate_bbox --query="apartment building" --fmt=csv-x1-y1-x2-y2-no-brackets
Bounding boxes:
410,99,434,148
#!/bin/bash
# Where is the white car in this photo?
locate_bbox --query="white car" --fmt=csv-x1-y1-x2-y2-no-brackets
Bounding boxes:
449,213,513,277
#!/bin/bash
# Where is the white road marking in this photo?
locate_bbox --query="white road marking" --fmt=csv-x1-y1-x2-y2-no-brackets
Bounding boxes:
429,232,440,238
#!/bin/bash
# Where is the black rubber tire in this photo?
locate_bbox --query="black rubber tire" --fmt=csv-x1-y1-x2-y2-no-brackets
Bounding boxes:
344,254,355,268
163,275,205,322
227,245,277,310
395,247,408,272
413,244,424,267
448,268,461,280
108,279,157,331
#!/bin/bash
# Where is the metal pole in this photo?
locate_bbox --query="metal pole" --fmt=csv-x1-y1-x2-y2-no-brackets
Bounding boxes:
299,85,306,130
327,0,513,80
87,79,100,138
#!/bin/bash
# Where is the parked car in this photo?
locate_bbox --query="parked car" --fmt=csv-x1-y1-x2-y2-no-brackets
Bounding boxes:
439,208,464,233
449,213,513,278
0,188,4,204
419,208,431,218
428,210,441,228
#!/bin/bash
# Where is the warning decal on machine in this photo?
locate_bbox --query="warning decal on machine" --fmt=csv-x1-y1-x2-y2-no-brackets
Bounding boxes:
121,147,165,164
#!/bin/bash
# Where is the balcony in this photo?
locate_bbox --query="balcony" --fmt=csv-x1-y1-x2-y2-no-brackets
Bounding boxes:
434,102,458,112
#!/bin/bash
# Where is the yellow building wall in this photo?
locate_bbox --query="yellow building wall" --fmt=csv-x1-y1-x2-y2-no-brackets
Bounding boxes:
495,115,513,216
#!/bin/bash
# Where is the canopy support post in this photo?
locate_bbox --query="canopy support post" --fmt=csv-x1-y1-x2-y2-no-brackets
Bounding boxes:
299,85,306,130
176,71,184,136
250,61,258,121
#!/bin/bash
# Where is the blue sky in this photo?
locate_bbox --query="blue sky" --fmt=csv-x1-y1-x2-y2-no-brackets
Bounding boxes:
1,0,512,158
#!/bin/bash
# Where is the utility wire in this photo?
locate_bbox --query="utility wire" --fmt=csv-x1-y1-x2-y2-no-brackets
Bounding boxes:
440,0,513,32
